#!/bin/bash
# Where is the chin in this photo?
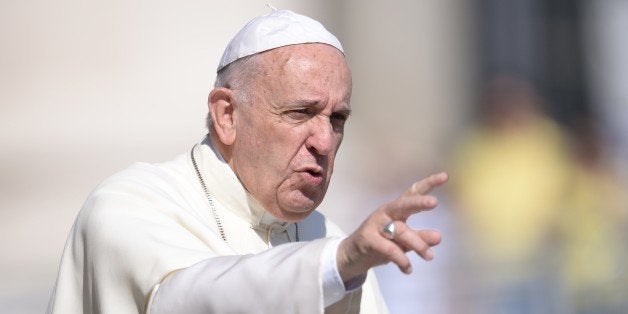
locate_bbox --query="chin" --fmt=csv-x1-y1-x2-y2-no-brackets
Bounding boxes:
273,184,327,219
277,195,322,221
280,209,315,222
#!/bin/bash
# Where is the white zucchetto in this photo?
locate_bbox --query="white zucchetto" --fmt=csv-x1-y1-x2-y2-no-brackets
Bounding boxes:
217,8,344,72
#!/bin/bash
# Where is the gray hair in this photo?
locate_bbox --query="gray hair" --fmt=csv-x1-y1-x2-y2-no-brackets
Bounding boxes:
206,54,262,130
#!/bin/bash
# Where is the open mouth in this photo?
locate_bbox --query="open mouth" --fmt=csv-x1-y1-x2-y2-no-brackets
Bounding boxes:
298,166,324,185
305,169,322,177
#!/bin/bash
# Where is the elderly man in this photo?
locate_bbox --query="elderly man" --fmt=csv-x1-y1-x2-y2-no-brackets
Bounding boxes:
47,9,447,314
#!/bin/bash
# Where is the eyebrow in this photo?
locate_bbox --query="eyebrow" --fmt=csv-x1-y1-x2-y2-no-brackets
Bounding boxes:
292,99,352,113
335,107,352,116
291,99,320,108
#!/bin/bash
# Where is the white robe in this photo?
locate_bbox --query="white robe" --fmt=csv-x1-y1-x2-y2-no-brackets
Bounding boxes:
47,137,387,313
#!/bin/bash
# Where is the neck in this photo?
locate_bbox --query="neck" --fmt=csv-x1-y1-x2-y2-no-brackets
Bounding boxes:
209,130,233,162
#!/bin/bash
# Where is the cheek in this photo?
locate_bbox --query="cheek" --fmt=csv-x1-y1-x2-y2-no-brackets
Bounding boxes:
249,127,307,184
279,128,312,159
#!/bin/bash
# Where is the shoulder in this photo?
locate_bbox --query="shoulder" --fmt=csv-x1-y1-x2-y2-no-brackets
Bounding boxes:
89,153,195,209
74,152,201,241
97,153,192,197
56,153,216,311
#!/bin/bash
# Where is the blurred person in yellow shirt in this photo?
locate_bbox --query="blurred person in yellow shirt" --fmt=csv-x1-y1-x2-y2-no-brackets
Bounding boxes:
449,74,573,313
559,117,628,313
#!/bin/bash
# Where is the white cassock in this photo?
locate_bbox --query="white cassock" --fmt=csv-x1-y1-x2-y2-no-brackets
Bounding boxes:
47,137,388,313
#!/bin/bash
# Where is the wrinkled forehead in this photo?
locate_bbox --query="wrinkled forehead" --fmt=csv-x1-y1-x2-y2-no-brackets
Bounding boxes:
259,43,349,78
253,44,352,105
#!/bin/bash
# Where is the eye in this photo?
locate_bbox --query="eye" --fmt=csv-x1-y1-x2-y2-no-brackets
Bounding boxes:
330,112,349,131
285,108,313,120
331,112,349,122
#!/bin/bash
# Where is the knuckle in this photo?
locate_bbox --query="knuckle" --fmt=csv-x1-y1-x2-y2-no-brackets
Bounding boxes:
381,243,398,259
414,240,428,252
394,226,407,238
410,196,426,209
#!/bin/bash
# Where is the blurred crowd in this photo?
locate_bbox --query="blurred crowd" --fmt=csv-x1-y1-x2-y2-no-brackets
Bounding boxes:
445,74,627,313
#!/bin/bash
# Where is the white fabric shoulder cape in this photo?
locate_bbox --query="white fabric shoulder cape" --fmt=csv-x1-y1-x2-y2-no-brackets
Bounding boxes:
47,138,387,313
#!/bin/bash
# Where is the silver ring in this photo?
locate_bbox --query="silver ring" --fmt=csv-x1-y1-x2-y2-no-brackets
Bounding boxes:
382,221,396,239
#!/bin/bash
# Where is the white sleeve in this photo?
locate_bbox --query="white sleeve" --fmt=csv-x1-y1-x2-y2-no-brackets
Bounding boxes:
147,239,330,314
320,237,367,307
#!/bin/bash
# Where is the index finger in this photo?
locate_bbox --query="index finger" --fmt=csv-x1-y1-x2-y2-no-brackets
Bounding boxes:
407,172,448,196
386,194,439,220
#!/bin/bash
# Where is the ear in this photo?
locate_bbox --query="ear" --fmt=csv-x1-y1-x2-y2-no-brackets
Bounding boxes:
208,87,237,146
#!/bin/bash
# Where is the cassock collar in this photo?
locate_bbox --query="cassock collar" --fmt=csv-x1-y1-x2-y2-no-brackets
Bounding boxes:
193,136,292,234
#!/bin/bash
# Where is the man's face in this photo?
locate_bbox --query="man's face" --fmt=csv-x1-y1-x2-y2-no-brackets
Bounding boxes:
229,43,352,221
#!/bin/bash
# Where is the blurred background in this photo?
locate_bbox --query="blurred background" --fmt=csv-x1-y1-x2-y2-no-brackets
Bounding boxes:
1,0,626,313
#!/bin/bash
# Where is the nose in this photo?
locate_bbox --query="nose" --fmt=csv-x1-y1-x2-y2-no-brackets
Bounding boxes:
305,117,334,156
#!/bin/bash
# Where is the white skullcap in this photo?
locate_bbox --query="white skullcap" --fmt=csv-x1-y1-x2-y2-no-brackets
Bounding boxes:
217,8,344,72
